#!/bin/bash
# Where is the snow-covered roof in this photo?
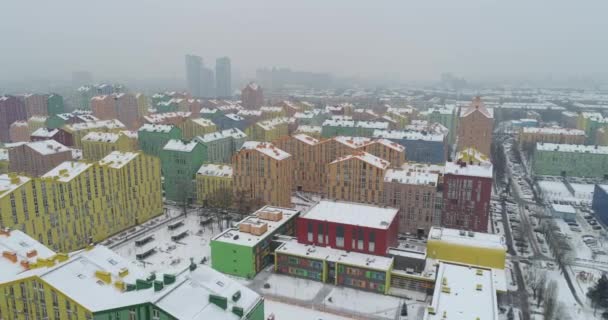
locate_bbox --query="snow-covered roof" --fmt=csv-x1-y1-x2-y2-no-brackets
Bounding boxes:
82,132,120,143
276,239,394,271
373,139,405,152
334,136,373,149
551,204,576,214
424,262,498,320
28,115,48,122
0,174,30,198
256,117,290,131
295,125,322,134
330,151,390,170
460,97,494,119
213,206,300,247
191,118,216,127
139,124,175,133
237,110,262,117
31,127,58,137
65,119,125,132
0,229,56,282
384,165,439,186
10,121,27,127
224,113,244,121
444,160,493,178
428,227,506,251
120,130,138,139
355,121,389,129
322,119,355,127
293,134,320,145
373,130,445,142
42,161,93,182
99,151,139,169
71,148,83,160
197,164,233,177
239,141,291,161
144,112,191,124
522,127,585,136
23,140,70,155
163,140,199,153
260,106,283,112
245,82,260,91
536,143,608,154
302,200,398,230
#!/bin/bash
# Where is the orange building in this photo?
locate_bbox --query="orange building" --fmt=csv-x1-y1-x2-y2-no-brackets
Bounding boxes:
360,139,406,168
457,97,494,156
232,141,293,208
9,121,29,142
274,134,324,193
519,127,586,149
327,151,389,205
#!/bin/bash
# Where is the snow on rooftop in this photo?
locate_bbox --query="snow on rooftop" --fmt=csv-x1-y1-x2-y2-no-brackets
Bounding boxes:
224,113,244,121
295,125,322,134
42,161,93,182
536,143,608,154
66,119,125,131
276,239,394,271
163,139,199,153
373,129,445,142
139,124,174,133
11,121,27,127
322,119,355,127
522,127,585,135
82,132,120,143
99,151,139,169
355,121,389,129
256,117,290,131
384,165,439,186
334,136,373,148
428,227,506,251
444,156,493,178
0,229,56,282
22,140,70,156
551,204,576,214
31,127,59,137
191,118,215,126
302,200,398,230
424,262,498,320
240,141,291,161
28,115,48,122
293,134,320,145
197,164,232,177
71,148,83,160
374,138,405,152
213,206,299,247
0,174,30,197
330,151,389,170
144,112,191,124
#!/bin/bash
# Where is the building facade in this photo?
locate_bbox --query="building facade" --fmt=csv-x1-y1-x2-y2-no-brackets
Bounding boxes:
81,131,134,161
327,152,389,205
185,54,203,97
373,130,447,164
160,140,207,203
196,128,247,164
9,121,29,142
532,143,608,178
8,140,72,177
519,127,586,150
195,164,233,207
30,128,73,146
457,97,494,156
241,83,264,109
0,96,28,142
137,124,182,158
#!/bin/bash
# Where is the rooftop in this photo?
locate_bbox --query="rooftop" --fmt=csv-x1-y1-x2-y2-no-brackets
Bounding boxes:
82,132,121,143
384,166,439,186
295,125,322,134
444,160,493,178
373,129,445,142
197,164,233,177
428,227,506,251
334,136,373,149
330,151,390,170
522,127,585,135
139,124,176,133
536,143,608,154
42,161,93,182
163,139,199,153
276,238,394,271
551,203,576,214
212,206,300,247
0,174,30,197
191,118,216,127
65,119,125,132
302,200,398,230
0,229,56,282
293,134,320,145
424,262,498,320
31,127,59,137
240,141,291,161
460,97,494,119
26,140,71,155
99,151,139,169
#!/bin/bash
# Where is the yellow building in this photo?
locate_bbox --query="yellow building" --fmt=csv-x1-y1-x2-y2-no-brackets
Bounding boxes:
195,163,233,207
181,117,217,140
135,92,148,119
63,119,126,148
426,227,506,270
247,117,290,142
0,151,162,252
27,116,48,135
326,151,389,205
81,131,134,161
260,106,286,119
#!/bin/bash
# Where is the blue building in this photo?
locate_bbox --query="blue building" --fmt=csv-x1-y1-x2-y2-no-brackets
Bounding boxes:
212,113,249,131
592,184,608,225
373,130,447,164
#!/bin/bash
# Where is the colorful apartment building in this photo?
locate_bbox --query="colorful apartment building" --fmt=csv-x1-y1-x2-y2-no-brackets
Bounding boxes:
63,119,126,148
596,127,608,146
241,82,264,109
232,141,293,208
246,117,290,142
273,134,324,193
0,151,162,252
1,96,28,142
8,140,72,176
360,139,406,168
182,117,217,140
137,124,182,158
519,127,586,150
195,164,233,207
27,116,48,135
23,93,48,117
46,93,64,116
420,105,458,144
294,125,322,139
211,206,299,278
45,111,98,130
457,97,494,156
321,119,389,138
327,151,389,205
81,131,134,161
383,163,442,236
115,93,140,130
91,95,118,120
0,230,264,320
196,128,247,163
373,130,447,164
214,113,249,132
532,143,608,178
577,112,608,144
160,140,207,203
442,148,493,232
77,85,95,109
296,200,399,256
30,127,74,146
9,121,29,142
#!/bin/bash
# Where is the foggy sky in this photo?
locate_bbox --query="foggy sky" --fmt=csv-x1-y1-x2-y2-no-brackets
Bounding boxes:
1,0,607,84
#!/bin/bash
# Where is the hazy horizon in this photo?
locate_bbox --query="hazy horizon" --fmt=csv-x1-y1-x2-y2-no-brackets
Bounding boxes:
2,0,608,86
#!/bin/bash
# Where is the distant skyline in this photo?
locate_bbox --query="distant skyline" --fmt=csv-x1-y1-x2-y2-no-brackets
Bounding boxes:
1,1,608,87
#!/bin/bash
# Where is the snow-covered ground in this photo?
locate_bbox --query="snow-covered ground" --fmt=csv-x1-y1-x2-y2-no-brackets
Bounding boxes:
265,300,351,320
323,287,402,319
262,274,324,301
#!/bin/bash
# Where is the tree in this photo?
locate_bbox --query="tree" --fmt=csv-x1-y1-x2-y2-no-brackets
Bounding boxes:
528,267,548,304
588,274,608,315
207,186,234,208
543,280,558,320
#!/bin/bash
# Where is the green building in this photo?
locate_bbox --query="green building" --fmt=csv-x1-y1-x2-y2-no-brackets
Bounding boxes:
195,128,247,163
138,124,182,157
211,206,300,279
47,93,65,116
421,104,458,144
532,143,608,178
77,85,95,110
160,139,207,202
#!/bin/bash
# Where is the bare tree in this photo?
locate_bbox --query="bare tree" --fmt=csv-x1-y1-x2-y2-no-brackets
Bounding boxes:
527,267,548,304
543,280,559,320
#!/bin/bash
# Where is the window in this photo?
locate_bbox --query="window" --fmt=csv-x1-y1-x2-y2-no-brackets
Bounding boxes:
336,226,344,248
358,229,364,250
369,232,376,252
307,222,313,242
129,308,136,320
317,224,324,244
152,309,160,320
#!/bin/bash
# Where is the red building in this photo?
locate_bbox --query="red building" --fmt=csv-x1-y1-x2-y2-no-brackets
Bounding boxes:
241,82,264,109
296,200,399,256
0,95,27,142
30,127,74,146
441,148,493,232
